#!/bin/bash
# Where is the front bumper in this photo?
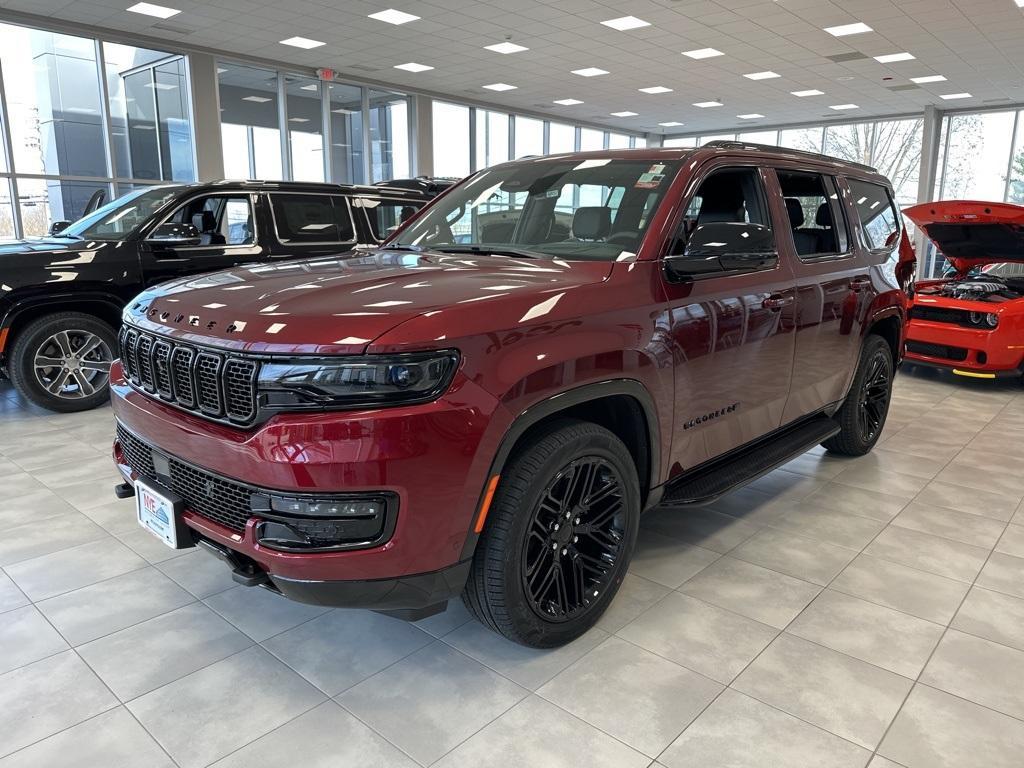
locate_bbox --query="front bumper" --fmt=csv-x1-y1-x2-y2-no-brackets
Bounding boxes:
110,360,508,608
904,318,1024,377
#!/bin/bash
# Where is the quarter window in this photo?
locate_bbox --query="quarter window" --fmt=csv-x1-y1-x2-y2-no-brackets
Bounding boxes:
847,179,900,250
776,171,848,257
356,199,424,241
270,194,354,244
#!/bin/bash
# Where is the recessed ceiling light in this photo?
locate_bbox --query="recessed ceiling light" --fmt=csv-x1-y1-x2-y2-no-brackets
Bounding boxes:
571,67,609,77
610,111,638,117
299,84,318,91
791,89,825,97
659,121,684,127
829,103,859,110
484,41,528,54
874,52,915,63
744,71,780,80
693,101,723,108
288,117,310,123
553,98,583,105
368,9,420,25
126,2,180,19
823,22,873,37
394,62,433,72
638,86,673,94
280,36,325,49
941,92,972,100
242,95,272,103
682,47,724,59
737,113,765,119
601,16,650,31
910,75,947,83
482,82,516,91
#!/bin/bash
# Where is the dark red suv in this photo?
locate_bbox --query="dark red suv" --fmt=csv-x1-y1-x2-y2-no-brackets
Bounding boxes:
111,143,913,647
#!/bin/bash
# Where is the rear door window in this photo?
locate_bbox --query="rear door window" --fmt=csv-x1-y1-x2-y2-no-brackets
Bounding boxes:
270,194,355,244
847,179,900,250
776,171,849,258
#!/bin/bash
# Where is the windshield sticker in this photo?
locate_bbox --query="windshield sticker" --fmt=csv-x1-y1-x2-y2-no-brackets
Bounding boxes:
635,171,665,189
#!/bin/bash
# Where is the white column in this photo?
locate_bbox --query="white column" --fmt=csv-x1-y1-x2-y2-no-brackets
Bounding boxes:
411,94,433,177
187,52,225,181
645,133,664,148
914,104,943,261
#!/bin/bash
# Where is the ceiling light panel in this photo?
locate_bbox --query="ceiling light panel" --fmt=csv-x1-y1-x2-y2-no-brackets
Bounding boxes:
744,71,780,80
829,103,859,110
610,111,638,117
571,67,609,77
601,16,650,31
941,92,972,99
394,62,433,72
823,22,873,37
368,9,420,25
126,2,180,18
791,89,824,97
682,48,723,59
553,98,583,105
874,52,915,63
482,83,516,91
659,121,684,127
693,101,723,108
484,42,528,54
280,36,325,49
737,113,765,119
910,75,947,83
242,95,271,103
638,86,672,94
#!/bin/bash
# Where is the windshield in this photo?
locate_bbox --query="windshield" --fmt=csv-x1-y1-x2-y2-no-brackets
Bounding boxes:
62,185,185,240
392,157,681,261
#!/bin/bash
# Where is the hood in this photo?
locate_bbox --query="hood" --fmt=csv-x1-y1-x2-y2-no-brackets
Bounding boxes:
904,201,1024,276
0,236,99,256
126,250,613,354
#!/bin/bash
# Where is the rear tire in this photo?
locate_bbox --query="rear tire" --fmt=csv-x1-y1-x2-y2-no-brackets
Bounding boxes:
8,312,117,413
822,334,894,456
463,420,640,648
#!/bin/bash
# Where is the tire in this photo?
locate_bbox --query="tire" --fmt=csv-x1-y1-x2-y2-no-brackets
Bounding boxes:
822,334,894,456
8,312,117,413
463,419,641,648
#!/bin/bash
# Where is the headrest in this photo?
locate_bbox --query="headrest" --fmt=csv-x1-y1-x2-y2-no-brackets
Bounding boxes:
815,202,833,227
192,211,217,232
572,206,611,240
784,198,805,228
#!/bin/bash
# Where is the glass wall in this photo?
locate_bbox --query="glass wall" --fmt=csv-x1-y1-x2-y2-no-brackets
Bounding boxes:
549,122,575,154
0,21,196,239
475,109,509,170
514,116,544,158
217,64,410,185
432,101,470,178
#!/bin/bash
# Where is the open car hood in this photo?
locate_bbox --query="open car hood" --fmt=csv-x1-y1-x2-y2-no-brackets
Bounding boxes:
904,201,1024,276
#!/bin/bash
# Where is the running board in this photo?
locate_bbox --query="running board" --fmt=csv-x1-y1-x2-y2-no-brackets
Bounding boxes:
659,415,840,508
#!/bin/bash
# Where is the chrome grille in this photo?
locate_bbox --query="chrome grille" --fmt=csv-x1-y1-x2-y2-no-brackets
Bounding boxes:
119,327,258,425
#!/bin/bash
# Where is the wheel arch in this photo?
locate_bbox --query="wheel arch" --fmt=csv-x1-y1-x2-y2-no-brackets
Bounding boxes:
866,307,904,364
2,294,123,358
459,379,660,559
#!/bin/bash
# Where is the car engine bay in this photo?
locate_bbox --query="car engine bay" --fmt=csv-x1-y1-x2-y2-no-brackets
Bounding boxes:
917,276,1024,303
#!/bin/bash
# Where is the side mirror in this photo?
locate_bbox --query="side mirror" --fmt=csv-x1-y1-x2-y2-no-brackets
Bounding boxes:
148,222,201,247
49,220,71,235
667,222,776,278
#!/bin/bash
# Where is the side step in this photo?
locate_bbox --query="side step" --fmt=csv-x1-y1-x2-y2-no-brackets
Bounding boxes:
659,415,840,507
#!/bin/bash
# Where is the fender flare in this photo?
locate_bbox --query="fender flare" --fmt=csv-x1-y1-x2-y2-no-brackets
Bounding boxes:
458,378,661,560
0,291,126,356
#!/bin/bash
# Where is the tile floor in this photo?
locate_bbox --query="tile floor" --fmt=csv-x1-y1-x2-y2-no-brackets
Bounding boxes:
2,367,1024,767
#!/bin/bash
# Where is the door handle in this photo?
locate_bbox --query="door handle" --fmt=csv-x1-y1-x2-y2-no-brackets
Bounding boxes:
849,277,872,292
763,294,794,310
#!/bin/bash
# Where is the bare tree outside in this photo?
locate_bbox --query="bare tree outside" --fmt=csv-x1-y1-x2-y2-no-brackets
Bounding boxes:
824,119,923,206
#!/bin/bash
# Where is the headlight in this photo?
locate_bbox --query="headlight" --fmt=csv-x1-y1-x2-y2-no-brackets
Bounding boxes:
985,313,999,328
257,350,459,410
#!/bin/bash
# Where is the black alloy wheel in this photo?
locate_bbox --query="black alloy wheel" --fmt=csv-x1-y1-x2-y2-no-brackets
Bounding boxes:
522,456,626,623
822,333,894,456
858,350,891,443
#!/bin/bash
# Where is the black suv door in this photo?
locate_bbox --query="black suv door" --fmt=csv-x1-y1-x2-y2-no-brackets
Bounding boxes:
139,192,264,285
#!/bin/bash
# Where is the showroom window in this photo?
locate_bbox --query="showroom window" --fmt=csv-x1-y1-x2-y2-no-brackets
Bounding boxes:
0,21,196,239
328,82,365,184
514,116,544,159
369,90,410,183
549,122,576,154
475,109,509,170
286,75,325,183
432,101,471,178
218,63,283,181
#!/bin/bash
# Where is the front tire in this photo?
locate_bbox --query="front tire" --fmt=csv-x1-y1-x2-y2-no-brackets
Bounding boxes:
822,334,894,456
8,312,117,413
463,420,640,648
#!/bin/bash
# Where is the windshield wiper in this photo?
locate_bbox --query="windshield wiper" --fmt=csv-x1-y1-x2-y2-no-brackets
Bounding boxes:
433,245,548,259
381,243,424,252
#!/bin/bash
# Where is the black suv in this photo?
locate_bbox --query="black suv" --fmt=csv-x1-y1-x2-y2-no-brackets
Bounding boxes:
0,179,445,412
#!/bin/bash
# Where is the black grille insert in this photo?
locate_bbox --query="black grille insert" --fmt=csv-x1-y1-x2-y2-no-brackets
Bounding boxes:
909,306,980,328
906,340,969,362
119,329,257,425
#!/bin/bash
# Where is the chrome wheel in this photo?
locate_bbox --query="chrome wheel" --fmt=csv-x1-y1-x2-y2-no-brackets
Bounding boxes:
522,457,626,623
32,329,112,400
858,350,891,442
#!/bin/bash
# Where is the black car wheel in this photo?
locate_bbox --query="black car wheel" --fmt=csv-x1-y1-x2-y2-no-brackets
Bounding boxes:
822,334,894,456
9,312,117,413
463,420,640,647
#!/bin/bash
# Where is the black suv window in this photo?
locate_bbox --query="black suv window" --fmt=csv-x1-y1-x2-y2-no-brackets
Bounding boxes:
671,167,772,256
270,194,355,244
355,198,424,241
847,179,900,250
162,194,255,246
777,171,848,257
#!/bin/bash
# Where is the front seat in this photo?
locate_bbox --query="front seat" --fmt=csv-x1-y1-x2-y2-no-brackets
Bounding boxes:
785,198,818,256
571,206,611,241
192,211,226,246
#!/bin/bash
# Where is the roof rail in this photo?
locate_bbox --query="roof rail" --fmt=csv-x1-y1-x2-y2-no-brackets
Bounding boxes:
701,140,877,173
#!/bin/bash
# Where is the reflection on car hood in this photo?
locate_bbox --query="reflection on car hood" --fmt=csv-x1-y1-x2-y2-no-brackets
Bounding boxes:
904,201,1024,276
125,250,614,354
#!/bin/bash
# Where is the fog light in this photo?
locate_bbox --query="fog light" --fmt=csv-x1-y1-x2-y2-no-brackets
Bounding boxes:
268,496,383,518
